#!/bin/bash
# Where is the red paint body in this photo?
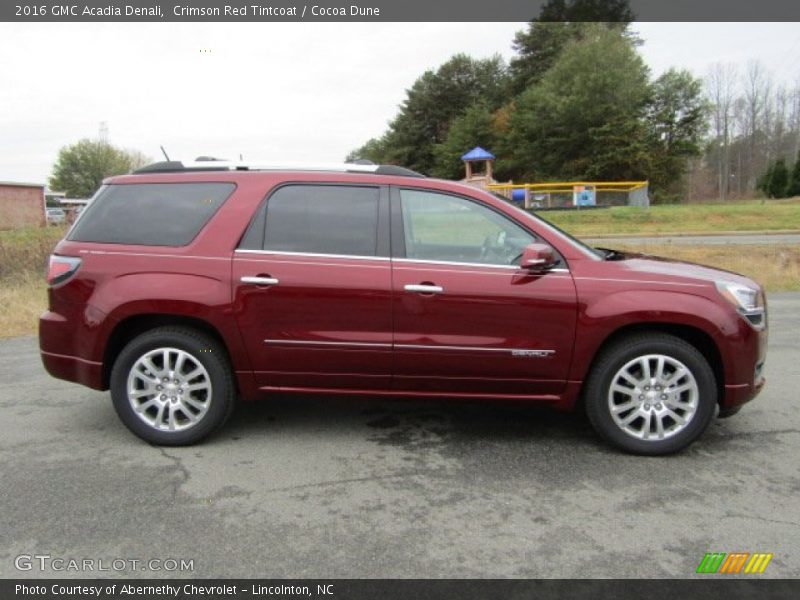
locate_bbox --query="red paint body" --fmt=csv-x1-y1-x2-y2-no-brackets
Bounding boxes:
39,171,767,412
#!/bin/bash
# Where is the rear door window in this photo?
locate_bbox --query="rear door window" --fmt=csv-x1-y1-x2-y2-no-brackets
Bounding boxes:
68,182,235,246
244,185,380,257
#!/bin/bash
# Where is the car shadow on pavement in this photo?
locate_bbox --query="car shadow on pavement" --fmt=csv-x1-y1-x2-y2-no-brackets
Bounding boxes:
223,394,598,450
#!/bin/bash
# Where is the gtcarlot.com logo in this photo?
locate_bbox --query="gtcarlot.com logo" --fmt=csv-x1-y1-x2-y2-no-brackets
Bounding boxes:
696,552,773,574
14,554,194,572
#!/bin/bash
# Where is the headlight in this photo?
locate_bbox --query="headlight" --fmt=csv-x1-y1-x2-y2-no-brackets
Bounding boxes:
715,281,766,328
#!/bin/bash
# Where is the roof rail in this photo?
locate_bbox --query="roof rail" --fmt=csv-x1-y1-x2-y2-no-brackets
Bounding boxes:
133,160,424,178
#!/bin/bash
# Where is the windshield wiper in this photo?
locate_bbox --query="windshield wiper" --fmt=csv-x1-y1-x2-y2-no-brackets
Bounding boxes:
596,247,624,261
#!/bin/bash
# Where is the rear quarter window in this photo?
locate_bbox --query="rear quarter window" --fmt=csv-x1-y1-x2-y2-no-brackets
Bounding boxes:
68,182,235,246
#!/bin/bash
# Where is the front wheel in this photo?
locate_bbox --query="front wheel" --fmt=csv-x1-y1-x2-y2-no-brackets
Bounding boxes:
110,327,235,445
585,333,717,455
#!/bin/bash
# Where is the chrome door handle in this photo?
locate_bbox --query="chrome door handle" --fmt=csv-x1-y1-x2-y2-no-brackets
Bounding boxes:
241,276,279,286
404,284,444,294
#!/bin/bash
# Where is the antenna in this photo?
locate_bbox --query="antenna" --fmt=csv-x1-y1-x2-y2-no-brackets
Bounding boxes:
160,146,171,161
98,121,109,142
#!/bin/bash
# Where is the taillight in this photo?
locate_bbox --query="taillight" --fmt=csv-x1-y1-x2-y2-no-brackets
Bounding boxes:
47,255,82,286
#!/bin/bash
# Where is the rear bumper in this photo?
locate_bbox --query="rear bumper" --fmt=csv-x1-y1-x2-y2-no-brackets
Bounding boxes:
40,349,104,390
39,309,106,390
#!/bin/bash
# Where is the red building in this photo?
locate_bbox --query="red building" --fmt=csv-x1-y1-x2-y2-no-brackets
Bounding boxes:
0,182,46,229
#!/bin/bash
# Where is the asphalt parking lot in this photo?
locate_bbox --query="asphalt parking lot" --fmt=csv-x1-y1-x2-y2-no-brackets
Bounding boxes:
1,294,798,579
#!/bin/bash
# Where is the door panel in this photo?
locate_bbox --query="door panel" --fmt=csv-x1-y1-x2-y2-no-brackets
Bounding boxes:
233,252,393,390
391,187,578,395
232,183,392,391
392,262,576,394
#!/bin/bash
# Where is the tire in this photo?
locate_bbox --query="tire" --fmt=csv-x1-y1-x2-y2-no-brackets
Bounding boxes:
584,333,716,455
110,327,235,445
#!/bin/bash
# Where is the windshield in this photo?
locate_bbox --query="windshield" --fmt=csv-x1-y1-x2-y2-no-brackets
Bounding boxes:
491,193,604,260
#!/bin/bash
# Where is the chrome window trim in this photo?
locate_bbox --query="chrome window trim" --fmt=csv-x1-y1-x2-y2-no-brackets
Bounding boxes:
394,257,569,273
395,258,517,270
236,250,569,272
235,249,389,262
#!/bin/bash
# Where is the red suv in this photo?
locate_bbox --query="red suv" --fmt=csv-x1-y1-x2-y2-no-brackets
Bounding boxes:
39,160,767,454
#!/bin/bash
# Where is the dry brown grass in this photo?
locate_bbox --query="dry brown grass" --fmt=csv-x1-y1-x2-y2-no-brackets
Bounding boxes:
0,225,66,277
0,226,64,338
0,273,48,338
612,243,800,292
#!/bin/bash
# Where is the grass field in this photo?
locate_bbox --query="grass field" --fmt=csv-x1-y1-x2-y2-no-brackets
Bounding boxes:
0,226,65,338
541,198,800,236
0,273,49,338
0,225,66,277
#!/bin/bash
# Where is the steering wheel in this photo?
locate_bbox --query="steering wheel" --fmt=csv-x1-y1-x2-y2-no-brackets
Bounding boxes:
481,231,517,264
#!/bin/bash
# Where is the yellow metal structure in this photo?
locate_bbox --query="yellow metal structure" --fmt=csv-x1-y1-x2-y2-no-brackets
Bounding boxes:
487,181,649,208
488,181,648,194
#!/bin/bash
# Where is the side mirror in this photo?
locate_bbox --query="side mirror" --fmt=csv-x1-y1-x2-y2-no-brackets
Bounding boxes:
520,243,558,272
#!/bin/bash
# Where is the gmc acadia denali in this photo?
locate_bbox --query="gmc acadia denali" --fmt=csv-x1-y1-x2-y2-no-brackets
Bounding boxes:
39,160,767,454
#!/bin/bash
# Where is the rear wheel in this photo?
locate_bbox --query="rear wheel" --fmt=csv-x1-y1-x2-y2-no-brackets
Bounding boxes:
110,327,235,445
585,333,717,455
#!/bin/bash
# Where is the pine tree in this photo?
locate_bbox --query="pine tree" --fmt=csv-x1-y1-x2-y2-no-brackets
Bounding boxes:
505,25,650,182
756,161,775,196
767,158,789,199
786,152,800,198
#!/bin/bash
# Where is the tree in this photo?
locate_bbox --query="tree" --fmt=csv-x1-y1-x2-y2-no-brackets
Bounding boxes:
787,152,800,197
50,139,150,197
742,61,772,190
766,158,789,198
345,135,390,164
509,0,634,95
505,26,651,182
705,63,738,200
646,69,709,199
347,54,509,174
431,103,500,179
756,161,775,196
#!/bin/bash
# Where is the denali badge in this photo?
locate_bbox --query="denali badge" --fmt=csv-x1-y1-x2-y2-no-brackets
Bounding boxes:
511,350,555,358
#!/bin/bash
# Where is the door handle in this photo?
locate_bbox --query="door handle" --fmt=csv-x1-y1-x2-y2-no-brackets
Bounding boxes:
404,284,444,294
241,276,279,286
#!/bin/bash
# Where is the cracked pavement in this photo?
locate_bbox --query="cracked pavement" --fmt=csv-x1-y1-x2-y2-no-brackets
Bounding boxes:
1,293,799,579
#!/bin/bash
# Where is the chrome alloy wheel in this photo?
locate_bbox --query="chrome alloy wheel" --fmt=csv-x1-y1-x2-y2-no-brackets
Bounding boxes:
607,354,699,441
126,347,212,432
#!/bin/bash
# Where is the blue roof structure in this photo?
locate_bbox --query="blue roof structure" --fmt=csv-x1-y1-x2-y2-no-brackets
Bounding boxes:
461,146,495,161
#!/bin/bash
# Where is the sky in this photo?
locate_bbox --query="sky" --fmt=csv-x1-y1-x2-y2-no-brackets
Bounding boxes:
1,22,799,185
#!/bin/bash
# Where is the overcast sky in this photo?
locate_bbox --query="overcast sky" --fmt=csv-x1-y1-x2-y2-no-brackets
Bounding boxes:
1,22,799,185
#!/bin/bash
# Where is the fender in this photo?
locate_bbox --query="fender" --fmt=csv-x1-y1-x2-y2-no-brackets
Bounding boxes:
568,288,749,386
87,272,253,374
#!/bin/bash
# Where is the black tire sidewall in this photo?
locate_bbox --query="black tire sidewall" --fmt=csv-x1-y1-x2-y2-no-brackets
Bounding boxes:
585,335,717,455
110,328,234,445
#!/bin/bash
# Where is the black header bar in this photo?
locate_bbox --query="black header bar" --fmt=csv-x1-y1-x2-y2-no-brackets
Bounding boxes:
3,0,800,22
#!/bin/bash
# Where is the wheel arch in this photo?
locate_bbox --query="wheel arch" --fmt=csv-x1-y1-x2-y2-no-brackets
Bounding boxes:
577,322,725,410
102,314,232,389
